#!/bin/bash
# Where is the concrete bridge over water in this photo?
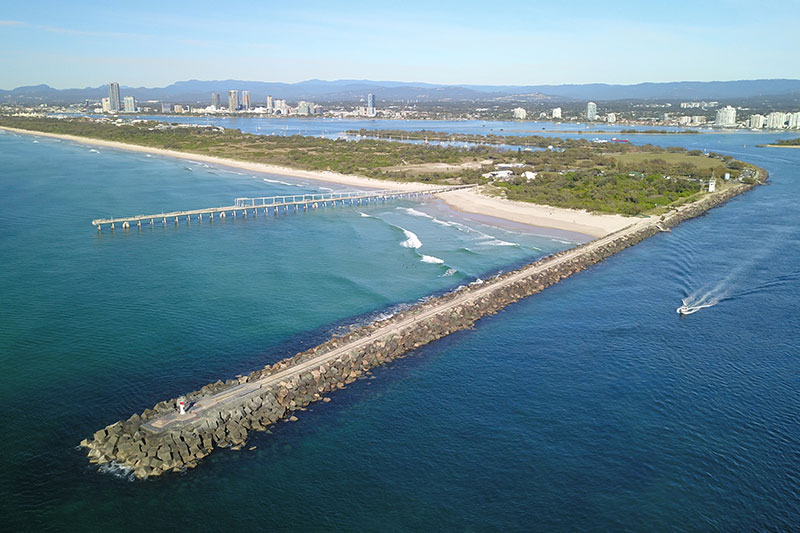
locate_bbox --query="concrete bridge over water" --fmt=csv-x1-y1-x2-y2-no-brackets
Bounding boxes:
91,185,473,231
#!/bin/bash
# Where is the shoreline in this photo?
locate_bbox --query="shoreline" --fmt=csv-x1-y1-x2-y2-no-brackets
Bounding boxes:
764,144,800,148
0,125,629,238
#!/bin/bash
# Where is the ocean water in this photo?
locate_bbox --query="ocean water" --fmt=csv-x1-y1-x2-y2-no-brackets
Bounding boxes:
1,126,799,530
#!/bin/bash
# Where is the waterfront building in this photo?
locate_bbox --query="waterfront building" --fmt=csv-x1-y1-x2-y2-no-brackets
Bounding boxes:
228,90,238,112
266,95,274,113
273,99,289,115
101,97,111,113
161,102,171,113
691,116,707,125
123,96,136,113
367,93,376,117
766,111,787,129
512,107,527,120
296,101,312,115
587,102,597,121
789,112,800,129
211,92,221,108
715,106,736,127
241,91,251,111
108,82,121,112
606,112,616,123
173,104,184,113
552,107,562,119
678,116,692,125
749,114,765,129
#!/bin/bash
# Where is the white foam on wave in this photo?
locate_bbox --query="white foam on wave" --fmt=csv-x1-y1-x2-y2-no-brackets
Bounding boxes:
400,228,422,249
98,461,135,481
441,268,458,277
432,218,453,227
262,177,294,186
403,207,433,219
145,154,152,158
32,140,39,143
89,149,99,153
484,239,519,247
420,254,444,264
358,211,374,218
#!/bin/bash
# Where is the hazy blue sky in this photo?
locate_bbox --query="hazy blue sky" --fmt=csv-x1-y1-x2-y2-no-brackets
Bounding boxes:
1,0,797,89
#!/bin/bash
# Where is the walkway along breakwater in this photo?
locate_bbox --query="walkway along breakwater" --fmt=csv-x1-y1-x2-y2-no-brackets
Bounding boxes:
81,175,766,479
90,186,470,231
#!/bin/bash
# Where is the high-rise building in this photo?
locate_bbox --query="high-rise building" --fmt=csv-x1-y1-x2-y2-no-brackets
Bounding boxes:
211,92,221,108
123,96,136,113
101,97,111,113
586,102,597,121
551,107,562,119
766,111,787,129
715,105,737,127
228,90,238,112
512,107,527,120
367,93,376,117
108,82,121,112
161,102,171,113
296,101,312,115
241,90,251,111
266,95,274,113
749,114,765,129
788,112,800,129
606,112,616,123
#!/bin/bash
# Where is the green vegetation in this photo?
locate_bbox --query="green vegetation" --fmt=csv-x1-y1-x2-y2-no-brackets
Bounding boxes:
770,138,800,146
0,116,763,216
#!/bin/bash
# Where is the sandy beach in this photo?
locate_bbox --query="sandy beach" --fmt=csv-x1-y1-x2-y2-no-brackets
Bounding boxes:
1,126,632,237
438,187,632,238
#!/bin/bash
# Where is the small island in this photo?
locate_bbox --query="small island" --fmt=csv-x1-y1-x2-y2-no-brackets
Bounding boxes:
764,137,800,147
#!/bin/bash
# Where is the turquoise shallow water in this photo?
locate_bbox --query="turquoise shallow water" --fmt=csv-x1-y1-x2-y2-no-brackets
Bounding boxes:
1,125,799,530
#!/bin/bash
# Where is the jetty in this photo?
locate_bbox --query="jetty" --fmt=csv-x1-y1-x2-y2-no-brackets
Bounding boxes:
81,177,765,479
91,186,471,231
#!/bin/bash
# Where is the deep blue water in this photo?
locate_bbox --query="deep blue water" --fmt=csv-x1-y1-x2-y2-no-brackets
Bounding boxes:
1,123,799,531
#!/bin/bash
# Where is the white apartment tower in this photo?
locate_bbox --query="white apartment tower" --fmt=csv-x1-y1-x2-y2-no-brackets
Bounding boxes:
587,102,597,121
123,96,136,113
766,112,787,129
551,107,562,119
241,90,251,111
512,107,527,120
715,106,737,127
749,114,765,129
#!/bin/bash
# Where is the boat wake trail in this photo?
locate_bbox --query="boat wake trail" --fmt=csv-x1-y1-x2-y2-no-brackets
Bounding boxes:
677,281,731,315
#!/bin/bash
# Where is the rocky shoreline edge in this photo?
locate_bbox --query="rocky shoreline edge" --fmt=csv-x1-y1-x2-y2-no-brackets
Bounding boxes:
80,176,766,480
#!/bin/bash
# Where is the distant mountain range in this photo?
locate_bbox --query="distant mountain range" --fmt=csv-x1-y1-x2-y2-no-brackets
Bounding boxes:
3,78,800,105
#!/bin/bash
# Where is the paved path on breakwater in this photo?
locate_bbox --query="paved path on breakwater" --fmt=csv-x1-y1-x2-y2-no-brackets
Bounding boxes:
143,216,651,434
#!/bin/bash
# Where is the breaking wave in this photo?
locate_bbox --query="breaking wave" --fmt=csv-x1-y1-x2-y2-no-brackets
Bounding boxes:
420,254,444,264
399,228,422,249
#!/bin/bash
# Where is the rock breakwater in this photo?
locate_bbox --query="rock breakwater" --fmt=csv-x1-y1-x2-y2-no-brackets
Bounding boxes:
81,179,763,479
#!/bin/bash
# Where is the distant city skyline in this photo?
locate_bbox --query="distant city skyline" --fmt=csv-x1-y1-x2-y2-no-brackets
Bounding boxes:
1,0,799,89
